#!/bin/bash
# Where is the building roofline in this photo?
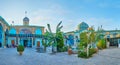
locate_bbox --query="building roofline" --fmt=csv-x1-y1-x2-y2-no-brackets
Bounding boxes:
65,31,75,33
13,25,45,28
103,30,120,32
0,16,9,26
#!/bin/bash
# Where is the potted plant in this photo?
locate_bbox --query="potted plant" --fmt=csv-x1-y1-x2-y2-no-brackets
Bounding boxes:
17,45,24,55
68,46,72,55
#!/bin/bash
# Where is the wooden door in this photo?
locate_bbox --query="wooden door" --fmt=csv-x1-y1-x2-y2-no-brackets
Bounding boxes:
37,41,40,47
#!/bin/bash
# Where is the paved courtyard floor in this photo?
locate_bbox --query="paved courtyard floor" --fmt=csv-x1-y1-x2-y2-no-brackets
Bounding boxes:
0,48,120,65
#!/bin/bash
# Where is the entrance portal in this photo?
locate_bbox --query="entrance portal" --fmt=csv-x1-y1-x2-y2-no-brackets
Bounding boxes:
23,40,28,47
109,38,118,46
37,41,40,47
11,40,15,47
0,42,1,47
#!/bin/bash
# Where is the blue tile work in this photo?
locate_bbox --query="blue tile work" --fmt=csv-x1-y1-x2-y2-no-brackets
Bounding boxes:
0,16,44,48
0,24,3,47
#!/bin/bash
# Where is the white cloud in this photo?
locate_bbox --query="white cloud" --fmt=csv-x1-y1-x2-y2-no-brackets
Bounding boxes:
29,4,68,32
2,1,119,33
62,20,77,32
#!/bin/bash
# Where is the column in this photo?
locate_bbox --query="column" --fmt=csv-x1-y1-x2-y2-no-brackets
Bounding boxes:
32,37,33,47
16,34,18,46
118,39,120,48
3,31,5,48
33,35,35,47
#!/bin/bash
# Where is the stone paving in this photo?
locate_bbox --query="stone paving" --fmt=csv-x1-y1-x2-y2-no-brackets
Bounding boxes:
0,48,120,65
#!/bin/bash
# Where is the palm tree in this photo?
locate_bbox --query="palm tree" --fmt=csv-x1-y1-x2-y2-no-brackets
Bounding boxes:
46,21,63,53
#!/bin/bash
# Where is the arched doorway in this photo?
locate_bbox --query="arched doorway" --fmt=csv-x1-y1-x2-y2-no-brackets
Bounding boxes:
19,28,32,47
68,34,74,46
37,41,40,47
0,23,3,47
35,28,42,35
9,28,16,47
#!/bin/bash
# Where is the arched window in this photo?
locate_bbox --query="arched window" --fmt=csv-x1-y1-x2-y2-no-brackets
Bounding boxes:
35,28,42,35
9,28,16,34
68,34,74,45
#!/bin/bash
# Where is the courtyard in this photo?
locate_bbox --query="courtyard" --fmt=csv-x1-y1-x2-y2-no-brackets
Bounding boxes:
0,48,120,65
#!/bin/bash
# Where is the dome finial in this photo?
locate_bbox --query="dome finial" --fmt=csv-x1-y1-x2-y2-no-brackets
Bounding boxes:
23,11,29,26
25,11,27,17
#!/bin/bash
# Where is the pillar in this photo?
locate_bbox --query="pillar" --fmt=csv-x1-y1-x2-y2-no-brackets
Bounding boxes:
32,37,33,47
16,34,18,46
118,39,120,48
2,31,5,48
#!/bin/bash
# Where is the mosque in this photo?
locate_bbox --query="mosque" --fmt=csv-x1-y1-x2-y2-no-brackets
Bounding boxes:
64,22,120,48
64,22,89,47
0,13,120,48
0,14,44,48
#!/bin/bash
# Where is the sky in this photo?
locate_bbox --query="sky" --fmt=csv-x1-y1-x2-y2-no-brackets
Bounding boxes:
0,0,120,32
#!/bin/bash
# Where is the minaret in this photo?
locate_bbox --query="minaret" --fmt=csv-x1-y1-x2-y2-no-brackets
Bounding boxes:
23,11,29,26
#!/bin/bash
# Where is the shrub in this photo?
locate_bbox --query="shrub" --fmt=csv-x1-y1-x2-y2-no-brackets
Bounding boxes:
58,46,68,52
62,46,68,52
17,45,24,52
56,32,64,52
89,48,97,56
97,40,102,49
78,51,88,58
101,39,106,49
97,39,106,49
78,48,98,58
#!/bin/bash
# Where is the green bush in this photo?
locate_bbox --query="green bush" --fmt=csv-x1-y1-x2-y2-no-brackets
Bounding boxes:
56,32,64,52
97,39,106,49
89,48,97,56
57,46,68,52
101,39,106,49
78,48,98,58
78,51,88,58
97,40,102,49
17,45,24,52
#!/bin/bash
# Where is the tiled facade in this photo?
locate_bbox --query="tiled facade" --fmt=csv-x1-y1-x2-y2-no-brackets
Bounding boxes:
64,22,120,47
0,16,44,48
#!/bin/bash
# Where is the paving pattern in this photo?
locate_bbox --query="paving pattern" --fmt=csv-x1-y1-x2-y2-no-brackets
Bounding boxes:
0,48,120,65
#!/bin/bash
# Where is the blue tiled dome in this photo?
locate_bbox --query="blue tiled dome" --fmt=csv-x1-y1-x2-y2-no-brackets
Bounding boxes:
78,22,89,31
23,17,29,22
